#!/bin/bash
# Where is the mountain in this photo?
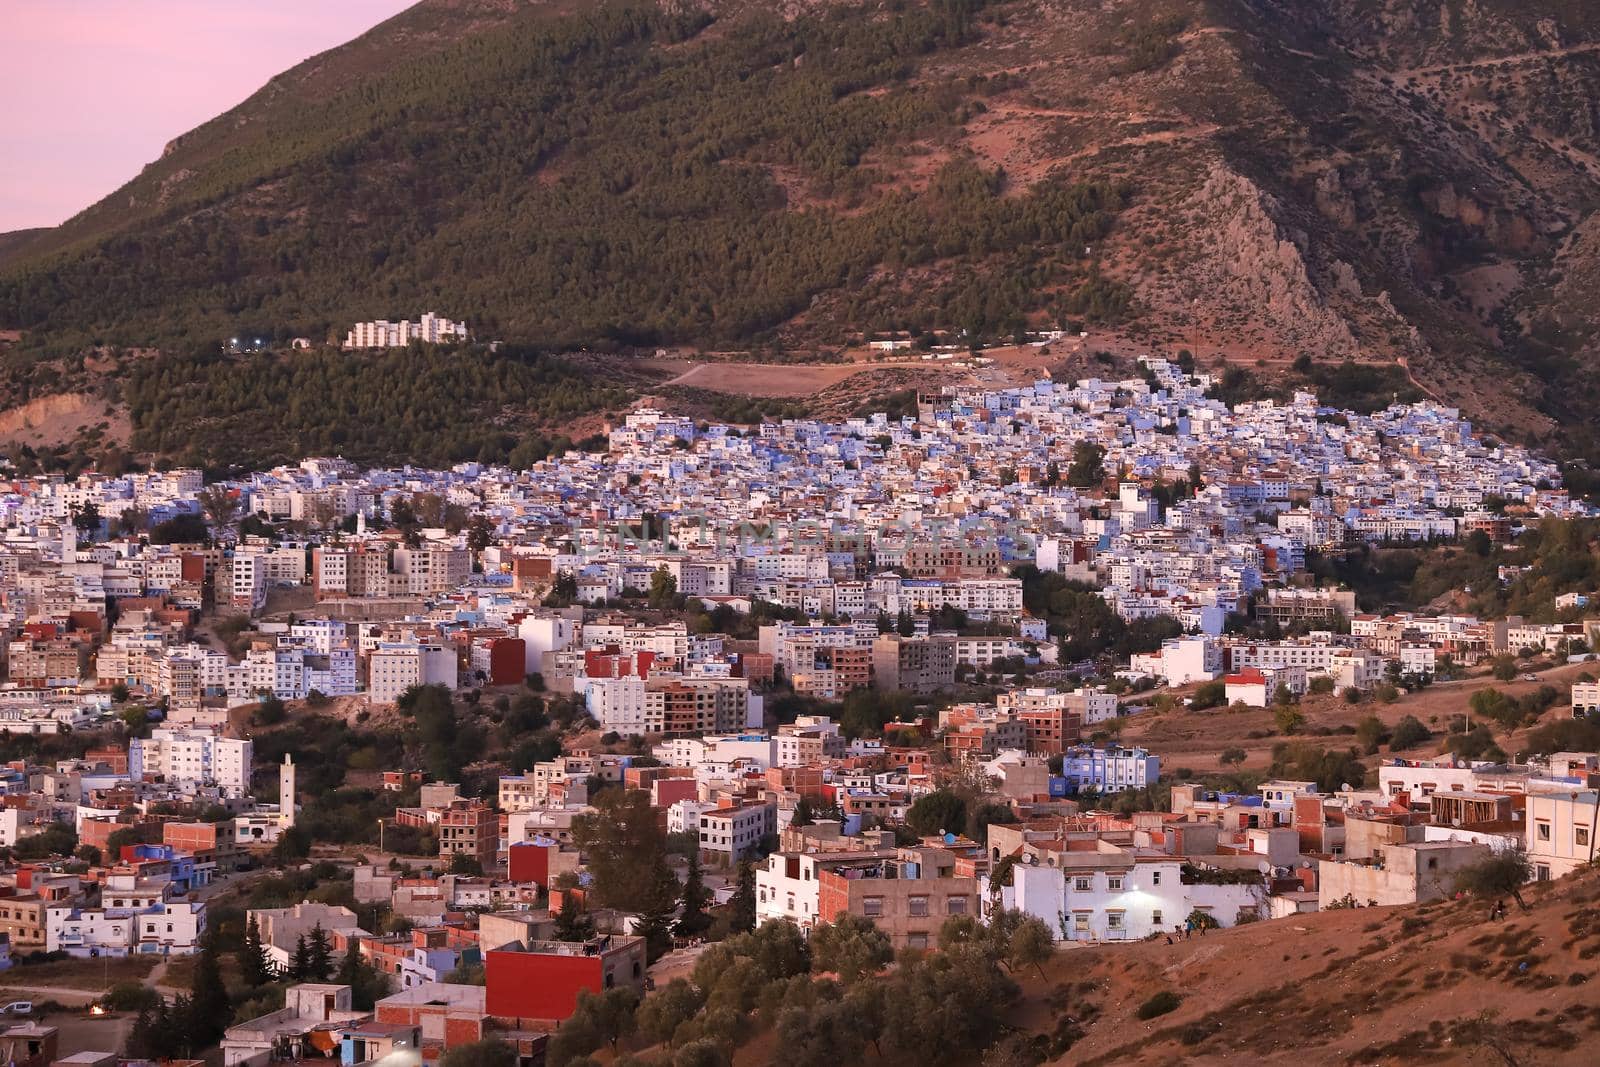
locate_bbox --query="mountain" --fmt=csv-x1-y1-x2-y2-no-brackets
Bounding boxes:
2,0,1600,476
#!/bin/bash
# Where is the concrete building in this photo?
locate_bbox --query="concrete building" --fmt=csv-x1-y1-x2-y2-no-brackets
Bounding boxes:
1526,790,1600,881
871,634,956,694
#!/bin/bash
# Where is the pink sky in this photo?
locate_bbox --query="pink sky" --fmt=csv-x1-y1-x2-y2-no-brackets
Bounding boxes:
0,0,417,232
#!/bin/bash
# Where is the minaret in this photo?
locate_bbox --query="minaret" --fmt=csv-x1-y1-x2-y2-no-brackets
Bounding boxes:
356,511,367,537
280,754,297,828
62,520,76,563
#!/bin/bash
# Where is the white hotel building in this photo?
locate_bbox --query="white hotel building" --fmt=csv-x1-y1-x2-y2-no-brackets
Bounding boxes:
344,312,469,349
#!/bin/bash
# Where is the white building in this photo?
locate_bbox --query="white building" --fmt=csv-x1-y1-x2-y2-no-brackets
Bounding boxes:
1058,746,1159,793
993,854,1264,942
1129,636,1219,685
368,641,458,704
344,312,469,349
1526,791,1600,881
697,802,777,865
129,729,252,797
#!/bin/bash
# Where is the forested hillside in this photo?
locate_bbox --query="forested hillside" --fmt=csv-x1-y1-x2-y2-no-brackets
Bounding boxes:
0,0,1122,354
122,346,629,469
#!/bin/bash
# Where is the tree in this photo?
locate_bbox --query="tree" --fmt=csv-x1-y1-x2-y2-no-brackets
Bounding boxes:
337,942,391,1010
189,932,233,1048
1390,715,1432,750
288,933,310,981
1354,714,1388,754
810,913,894,983
792,796,816,827
905,789,967,838
1190,680,1227,710
1272,704,1305,736
571,790,681,918
1002,913,1054,977
676,852,712,937
1456,849,1533,911
449,851,484,876
440,1040,519,1067
1492,656,1519,682
673,1040,730,1067
1065,440,1106,488
565,988,637,1054
636,977,705,1047
72,500,102,534
128,1001,186,1060
1219,747,1247,767
776,997,872,1067
728,861,757,933
198,485,240,532
238,915,275,987
553,894,596,942
467,515,496,554
304,922,334,981
649,567,678,608
965,800,1018,843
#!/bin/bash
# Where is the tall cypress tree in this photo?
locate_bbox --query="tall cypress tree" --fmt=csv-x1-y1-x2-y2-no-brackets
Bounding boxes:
189,932,234,1049
306,922,334,981
675,853,711,937
239,915,274,987
289,933,310,981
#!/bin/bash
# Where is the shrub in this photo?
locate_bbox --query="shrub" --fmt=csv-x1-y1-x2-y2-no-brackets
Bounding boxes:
1136,991,1182,1020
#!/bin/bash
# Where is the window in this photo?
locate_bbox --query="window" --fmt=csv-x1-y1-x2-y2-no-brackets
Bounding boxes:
1107,912,1124,930
1577,827,1591,848
1537,822,1551,841
1074,876,1092,892
906,932,929,950
862,897,884,917
1536,865,1551,882
947,896,968,915
1151,910,1163,926
908,896,929,917
1073,912,1089,931
1107,876,1124,891
1151,871,1161,886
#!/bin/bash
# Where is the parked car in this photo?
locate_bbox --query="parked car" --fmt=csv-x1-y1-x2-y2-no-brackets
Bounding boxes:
2,1002,33,1015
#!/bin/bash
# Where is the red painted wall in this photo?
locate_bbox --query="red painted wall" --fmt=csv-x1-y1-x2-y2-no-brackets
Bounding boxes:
485,950,602,1022
488,638,526,686
507,841,552,885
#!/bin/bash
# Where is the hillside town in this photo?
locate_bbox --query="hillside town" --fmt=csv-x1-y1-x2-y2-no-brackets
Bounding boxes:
0,361,1596,1066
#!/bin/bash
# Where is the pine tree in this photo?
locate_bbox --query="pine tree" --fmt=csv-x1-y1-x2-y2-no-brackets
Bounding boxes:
337,942,388,1011
676,852,712,938
239,914,274,987
729,861,756,933
183,933,233,1051
306,922,334,981
792,796,816,827
289,933,310,981
552,894,596,943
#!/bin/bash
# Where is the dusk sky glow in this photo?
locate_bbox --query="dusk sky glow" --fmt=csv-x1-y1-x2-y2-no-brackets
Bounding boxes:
1,0,415,232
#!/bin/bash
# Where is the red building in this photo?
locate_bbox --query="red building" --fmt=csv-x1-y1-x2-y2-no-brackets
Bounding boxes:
506,841,555,886
483,637,526,686
485,936,648,1025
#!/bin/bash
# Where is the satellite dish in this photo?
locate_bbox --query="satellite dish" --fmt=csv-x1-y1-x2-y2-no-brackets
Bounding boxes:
1258,860,1272,875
